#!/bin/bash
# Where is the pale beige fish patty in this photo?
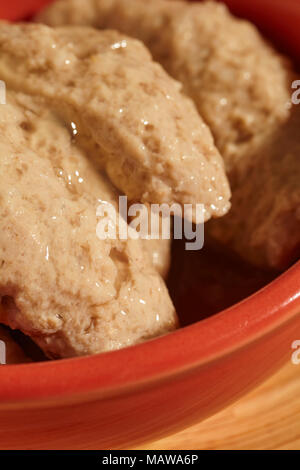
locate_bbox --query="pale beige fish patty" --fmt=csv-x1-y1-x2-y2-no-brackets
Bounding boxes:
0,91,178,359
208,107,300,270
0,21,231,223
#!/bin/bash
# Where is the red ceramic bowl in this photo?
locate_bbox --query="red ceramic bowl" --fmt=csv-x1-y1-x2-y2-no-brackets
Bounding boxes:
0,0,300,450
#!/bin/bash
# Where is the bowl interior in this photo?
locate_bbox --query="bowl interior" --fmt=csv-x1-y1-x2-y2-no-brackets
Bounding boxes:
0,0,299,402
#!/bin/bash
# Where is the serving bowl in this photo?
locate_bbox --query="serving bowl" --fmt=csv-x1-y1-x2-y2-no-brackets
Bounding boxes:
0,0,299,450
